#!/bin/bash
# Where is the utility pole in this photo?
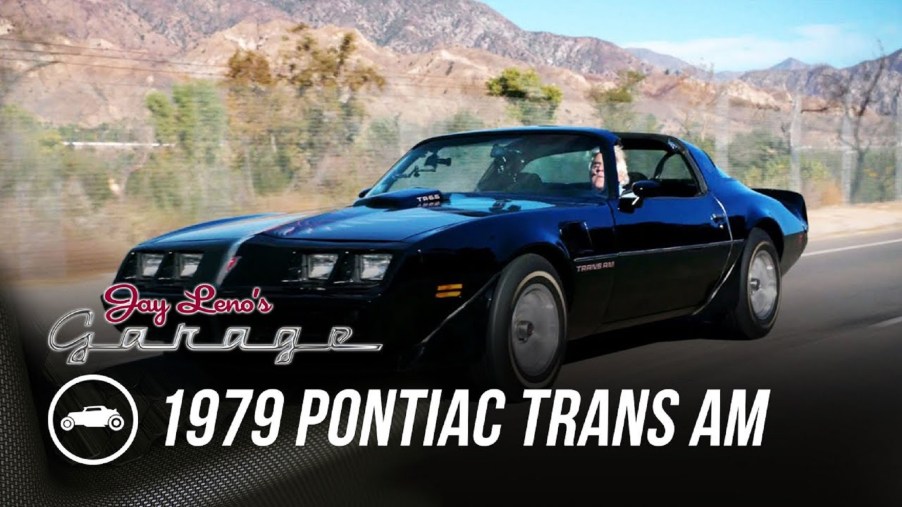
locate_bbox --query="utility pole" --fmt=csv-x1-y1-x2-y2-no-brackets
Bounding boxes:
714,89,730,172
840,92,854,203
896,95,902,200
789,86,802,193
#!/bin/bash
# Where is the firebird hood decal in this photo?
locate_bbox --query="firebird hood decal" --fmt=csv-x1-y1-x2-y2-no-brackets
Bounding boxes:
265,206,474,241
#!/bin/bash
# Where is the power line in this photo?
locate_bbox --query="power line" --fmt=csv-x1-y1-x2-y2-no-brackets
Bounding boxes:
0,55,225,78
1,53,494,89
0,36,159,55
0,45,231,70
0,40,542,84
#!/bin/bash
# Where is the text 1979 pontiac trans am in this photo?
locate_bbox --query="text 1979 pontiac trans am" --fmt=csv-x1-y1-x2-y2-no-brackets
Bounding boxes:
111,127,808,392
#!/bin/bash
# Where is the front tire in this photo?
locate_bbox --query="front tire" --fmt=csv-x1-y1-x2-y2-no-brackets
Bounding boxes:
108,415,125,431
473,254,567,395
724,228,782,339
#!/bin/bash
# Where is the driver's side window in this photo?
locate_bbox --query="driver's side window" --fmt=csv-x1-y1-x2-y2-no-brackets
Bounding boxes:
621,147,701,197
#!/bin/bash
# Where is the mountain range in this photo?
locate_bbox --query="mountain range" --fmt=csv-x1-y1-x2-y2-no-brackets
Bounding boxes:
1,0,899,125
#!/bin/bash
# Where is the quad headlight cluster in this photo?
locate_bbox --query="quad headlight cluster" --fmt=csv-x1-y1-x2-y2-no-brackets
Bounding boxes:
294,253,393,283
176,253,203,278
357,254,392,281
136,252,203,279
137,253,164,278
304,254,340,281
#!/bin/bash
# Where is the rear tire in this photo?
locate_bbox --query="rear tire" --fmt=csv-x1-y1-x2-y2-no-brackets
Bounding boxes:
472,254,567,396
60,417,75,431
723,228,781,339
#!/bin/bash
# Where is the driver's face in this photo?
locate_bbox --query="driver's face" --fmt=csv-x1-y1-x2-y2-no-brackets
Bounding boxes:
590,153,605,190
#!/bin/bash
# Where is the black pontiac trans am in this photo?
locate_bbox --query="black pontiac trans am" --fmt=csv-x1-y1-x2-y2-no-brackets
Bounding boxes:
109,127,808,393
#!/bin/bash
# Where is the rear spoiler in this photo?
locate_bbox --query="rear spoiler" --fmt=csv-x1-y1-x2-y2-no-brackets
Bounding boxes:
753,188,808,225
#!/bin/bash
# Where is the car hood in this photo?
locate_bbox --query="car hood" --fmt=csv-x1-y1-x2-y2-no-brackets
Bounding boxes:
141,212,313,245
139,194,564,246
265,193,558,242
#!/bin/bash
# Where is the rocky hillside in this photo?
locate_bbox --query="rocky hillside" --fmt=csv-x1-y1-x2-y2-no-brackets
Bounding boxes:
769,58,813,72
291,0,651,76
1,0,899,127
738,50,902,115
626,48,697,74
0,0,649,76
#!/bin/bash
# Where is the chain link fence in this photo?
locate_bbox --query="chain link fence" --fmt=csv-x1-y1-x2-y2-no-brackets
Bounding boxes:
1,77,900,280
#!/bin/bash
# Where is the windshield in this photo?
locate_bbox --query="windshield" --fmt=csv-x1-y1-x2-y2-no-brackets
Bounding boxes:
367,133,605,197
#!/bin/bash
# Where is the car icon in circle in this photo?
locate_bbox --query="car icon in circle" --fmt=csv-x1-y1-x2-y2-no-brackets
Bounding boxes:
60,406,125,431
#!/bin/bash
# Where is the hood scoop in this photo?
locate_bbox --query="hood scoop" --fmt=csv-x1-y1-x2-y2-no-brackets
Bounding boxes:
355,188,445,210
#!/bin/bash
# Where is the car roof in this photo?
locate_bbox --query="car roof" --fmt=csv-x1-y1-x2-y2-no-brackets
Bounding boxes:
413,126,688,151
614,131,684,145
413,125,621,147
84,405,106,409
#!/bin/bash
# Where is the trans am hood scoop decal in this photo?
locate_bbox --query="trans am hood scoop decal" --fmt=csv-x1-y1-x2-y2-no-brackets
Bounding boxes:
354,188,445,209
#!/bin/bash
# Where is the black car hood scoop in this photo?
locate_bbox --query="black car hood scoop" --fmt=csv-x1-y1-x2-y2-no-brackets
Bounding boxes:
354,188,444,209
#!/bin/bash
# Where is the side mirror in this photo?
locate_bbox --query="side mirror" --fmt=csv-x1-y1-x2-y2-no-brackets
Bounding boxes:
358,187,372,198
618,179,661,212
630,179,662,199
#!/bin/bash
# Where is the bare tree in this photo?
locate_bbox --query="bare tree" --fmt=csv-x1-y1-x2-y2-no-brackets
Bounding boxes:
674,64,724,144
662,64,729,165
822,49,890,203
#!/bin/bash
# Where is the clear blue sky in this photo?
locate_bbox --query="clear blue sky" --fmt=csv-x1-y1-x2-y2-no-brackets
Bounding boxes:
480,0,902,71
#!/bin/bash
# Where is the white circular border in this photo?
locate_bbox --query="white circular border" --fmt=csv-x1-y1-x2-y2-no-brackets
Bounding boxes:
47,374,139,465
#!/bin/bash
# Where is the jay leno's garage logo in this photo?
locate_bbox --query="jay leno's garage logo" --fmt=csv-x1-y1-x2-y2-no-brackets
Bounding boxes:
48,283,381,366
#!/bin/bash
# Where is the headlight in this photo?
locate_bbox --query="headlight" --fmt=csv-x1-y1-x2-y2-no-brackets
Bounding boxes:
138,253,164,278
176,253,203,278
357,254,392,281
305,254,339,280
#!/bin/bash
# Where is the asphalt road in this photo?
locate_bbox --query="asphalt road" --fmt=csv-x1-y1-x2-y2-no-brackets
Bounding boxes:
8,228,902,504
408,229,902,504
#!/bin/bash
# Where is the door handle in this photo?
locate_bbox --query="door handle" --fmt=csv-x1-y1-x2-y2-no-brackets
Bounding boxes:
710,214,727,227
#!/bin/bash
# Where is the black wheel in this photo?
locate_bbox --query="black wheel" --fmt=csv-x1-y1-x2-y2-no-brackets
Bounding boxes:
473,254,567,395
724,228,782,339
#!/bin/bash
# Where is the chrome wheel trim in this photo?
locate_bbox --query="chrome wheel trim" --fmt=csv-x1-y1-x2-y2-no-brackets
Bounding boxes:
748,248,778,320
509,283,560,378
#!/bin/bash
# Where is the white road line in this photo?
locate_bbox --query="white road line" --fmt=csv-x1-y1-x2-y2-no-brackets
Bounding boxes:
871,316,902,328
802,238,902,257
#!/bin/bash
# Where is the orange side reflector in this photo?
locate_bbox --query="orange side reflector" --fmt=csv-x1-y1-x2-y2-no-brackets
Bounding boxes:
435,291,462,298
436,283,463,291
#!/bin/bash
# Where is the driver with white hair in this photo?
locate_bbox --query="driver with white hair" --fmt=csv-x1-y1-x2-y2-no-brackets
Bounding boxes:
589,144,630,195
